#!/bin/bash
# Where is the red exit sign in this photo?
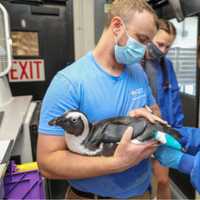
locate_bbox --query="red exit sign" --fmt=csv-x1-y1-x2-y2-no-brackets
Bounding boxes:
9,59,45,82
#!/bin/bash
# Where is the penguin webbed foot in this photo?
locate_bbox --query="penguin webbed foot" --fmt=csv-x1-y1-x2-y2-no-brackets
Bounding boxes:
134,126,156,142
101,143,117,156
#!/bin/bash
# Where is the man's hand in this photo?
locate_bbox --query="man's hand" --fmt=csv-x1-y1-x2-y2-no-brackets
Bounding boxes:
112,127,158,172
178,127,200,155
128,107,167,125
150,104,161,117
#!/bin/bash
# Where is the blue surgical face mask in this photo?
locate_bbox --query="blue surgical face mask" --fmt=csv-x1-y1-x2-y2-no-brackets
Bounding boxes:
114,31,146,65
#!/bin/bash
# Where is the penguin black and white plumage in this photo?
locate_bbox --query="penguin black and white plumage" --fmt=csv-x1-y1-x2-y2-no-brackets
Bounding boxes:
48,110,181,156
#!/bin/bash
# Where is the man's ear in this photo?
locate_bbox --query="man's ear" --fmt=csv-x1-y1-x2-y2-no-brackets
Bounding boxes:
110,16,124,36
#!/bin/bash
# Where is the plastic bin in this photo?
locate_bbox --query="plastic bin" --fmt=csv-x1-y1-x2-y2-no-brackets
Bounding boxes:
4,162,45,199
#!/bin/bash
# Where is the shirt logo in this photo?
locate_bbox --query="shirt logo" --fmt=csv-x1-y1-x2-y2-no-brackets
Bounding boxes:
131,88,146,101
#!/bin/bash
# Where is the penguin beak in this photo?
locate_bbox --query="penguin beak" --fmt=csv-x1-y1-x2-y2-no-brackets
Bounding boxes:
48,115,65,126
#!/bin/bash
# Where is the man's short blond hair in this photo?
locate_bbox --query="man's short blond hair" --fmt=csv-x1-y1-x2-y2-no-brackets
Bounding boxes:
105,0,158,28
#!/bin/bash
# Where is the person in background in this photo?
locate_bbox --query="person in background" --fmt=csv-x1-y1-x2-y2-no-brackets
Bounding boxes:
37,0,163,199
144,19,200,199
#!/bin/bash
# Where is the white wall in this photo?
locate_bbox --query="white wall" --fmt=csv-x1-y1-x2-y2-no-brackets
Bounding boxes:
73,0,95,60
170,17,198,48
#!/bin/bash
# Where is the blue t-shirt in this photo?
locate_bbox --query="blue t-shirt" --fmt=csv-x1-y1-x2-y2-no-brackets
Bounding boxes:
39,52,155,198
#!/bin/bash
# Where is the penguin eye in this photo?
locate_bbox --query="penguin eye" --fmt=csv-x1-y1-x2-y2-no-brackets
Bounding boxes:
71,118,78,123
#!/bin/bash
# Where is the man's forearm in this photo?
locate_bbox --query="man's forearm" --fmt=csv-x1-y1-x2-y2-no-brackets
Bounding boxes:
38,150,120,180
37,128,157,180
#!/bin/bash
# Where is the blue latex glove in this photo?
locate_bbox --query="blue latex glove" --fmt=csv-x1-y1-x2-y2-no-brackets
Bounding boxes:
177,127,200,155
154,145,184,169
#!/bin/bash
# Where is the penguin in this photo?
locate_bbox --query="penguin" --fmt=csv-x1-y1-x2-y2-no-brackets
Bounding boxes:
48,110,182,156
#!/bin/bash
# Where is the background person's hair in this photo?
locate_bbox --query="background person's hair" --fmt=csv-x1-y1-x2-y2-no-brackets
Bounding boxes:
158,19,177,37
105,0,158,28
158,19,177,90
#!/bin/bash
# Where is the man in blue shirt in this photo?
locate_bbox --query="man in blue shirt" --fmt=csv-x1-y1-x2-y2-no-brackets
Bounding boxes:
37,0,162,198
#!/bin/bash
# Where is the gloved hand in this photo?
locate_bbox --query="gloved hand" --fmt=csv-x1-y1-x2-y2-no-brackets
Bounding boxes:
177,127,200,155
154,145,184,169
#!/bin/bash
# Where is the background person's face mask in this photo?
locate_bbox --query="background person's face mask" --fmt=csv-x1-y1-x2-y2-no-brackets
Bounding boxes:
146,42,165,60
114,31,146,65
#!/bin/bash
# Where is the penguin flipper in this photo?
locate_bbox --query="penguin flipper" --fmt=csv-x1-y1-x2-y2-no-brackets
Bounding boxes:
101,117,148,143
82,117,134,148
